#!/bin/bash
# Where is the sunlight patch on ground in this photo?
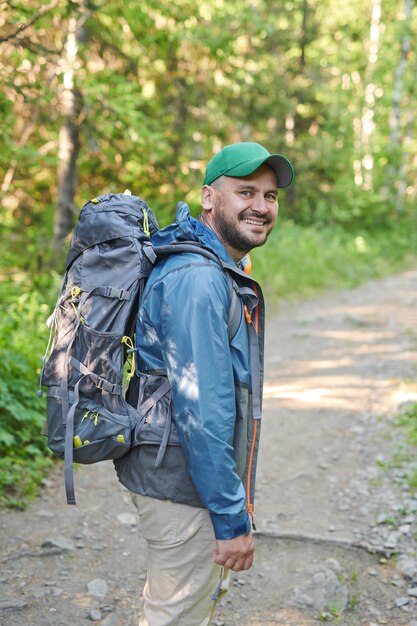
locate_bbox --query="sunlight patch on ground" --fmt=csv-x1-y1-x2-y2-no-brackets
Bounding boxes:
263,376,392,411
262,383,359,410
312,329,395,343
392,383,417,406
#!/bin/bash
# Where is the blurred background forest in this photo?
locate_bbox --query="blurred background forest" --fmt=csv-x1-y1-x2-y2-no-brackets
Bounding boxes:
1,0,416,506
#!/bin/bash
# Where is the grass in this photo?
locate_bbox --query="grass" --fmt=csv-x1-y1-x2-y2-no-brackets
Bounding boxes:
374,402,417,497
391,403,417,493
394,402,417,446
250,219,417,302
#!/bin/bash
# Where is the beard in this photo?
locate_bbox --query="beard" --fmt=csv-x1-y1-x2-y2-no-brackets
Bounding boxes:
211,200,273,258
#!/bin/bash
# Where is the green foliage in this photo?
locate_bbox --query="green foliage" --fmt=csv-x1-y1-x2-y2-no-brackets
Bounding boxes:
2,0,417,246
0,274,59,508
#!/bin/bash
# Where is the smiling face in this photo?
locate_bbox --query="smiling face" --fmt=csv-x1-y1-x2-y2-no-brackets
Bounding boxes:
201,164,279,262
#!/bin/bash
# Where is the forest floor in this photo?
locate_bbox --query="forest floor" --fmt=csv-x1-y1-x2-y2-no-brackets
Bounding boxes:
1,267,417,626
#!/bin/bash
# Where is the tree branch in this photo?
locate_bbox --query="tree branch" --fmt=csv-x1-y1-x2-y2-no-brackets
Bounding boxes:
1,115,38,197
0,0,61,44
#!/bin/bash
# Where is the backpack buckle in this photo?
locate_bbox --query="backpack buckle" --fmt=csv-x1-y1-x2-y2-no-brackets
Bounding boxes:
143,243,156,264
95,376,117,394
102,286,130,301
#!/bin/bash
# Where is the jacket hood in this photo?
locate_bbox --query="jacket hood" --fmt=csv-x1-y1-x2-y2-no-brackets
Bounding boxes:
152,202,235,266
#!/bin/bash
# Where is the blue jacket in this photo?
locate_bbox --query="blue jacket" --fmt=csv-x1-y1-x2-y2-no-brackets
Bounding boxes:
114,204,265,540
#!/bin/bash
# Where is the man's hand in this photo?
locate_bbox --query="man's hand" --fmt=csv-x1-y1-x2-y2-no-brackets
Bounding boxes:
212,533,254,571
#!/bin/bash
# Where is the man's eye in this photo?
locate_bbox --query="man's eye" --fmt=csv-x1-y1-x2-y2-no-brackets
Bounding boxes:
266,194,277,202
240,190,252,197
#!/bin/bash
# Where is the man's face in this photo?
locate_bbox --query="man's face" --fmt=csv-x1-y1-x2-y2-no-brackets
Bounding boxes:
202,164,279,261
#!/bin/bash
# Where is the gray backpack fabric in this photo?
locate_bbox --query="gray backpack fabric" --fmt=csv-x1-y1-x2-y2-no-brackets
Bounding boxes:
39,192,159,504
39,193,245,505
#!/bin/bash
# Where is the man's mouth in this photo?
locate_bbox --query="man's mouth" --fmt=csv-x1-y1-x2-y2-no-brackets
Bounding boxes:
242,217,267,226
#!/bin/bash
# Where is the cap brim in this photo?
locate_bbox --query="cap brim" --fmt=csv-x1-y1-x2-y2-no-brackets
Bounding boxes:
223,154,294,188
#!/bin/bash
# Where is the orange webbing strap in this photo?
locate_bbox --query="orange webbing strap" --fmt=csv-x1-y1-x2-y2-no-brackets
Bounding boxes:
243,254,252,275
240,284,262,528
242,292,261,420
241,265,261,529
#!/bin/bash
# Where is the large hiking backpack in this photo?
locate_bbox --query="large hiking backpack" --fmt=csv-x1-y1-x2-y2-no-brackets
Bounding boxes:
39,192,159,504
39,192,244,505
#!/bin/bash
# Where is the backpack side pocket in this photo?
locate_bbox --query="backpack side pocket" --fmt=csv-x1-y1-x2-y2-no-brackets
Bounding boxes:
133,373,180,467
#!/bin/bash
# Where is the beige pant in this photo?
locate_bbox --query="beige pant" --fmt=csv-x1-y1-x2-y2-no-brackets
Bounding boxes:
131,493,230,626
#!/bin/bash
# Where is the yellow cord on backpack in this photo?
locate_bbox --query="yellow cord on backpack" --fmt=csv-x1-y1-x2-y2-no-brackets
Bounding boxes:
81,410,99,427
69,286,85,323
70,287,81,316
121,336,135,380
143,208,150,237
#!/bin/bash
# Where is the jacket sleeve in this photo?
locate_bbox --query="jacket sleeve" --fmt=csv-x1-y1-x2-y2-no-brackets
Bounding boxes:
145,260,251,540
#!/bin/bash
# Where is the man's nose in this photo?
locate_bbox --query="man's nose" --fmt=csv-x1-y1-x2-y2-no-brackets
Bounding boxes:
251,194,269,213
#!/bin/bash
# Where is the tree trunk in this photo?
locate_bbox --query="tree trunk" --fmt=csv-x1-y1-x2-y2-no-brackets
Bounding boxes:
396,107,414,206
300,0,308,69
360,0,382,190
53,12,82,261
386,0,414,211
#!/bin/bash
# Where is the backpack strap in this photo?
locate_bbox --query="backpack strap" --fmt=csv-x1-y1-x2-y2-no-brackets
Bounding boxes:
154,241,261,419
63,373,85,505
226,276,241,341
234,285,262,420
154,242,242,341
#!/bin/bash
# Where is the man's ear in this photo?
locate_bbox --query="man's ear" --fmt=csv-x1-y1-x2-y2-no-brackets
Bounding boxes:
201,185,216,213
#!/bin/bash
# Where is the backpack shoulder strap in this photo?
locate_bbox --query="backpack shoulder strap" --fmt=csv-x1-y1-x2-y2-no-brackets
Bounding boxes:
154,241,242,341
225,275,241,341
154,241,262,420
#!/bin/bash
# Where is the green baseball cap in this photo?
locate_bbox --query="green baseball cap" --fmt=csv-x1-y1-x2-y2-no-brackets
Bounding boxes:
203,142,294,188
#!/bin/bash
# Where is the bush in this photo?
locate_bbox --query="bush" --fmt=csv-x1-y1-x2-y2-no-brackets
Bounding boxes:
0,274,59,507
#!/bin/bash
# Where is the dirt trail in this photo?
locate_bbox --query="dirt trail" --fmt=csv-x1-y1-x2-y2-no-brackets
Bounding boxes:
1,268,417,626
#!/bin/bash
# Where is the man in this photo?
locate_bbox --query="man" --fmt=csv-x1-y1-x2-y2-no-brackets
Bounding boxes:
115,142,293,625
